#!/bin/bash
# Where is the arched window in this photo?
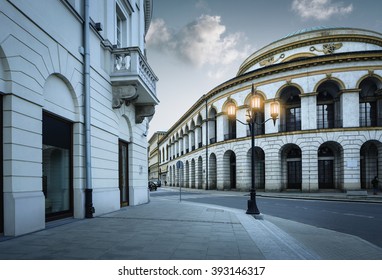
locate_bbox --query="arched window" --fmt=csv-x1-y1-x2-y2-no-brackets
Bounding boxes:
316,81,341,129
209,108,217,144
224,100,237,140
190,120,196,151
279,86,301,132
359,77,381,127
196,115,203,148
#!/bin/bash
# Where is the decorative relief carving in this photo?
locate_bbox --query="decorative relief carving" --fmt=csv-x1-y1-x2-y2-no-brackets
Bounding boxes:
112,85,138,109
259,53,285,66
310,43,343,54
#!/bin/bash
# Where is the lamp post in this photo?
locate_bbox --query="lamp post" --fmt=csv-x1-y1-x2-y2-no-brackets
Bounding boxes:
227,84,279,215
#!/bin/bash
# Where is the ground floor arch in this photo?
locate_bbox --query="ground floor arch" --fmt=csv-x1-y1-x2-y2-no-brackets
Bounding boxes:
318,142,343,190
247,147,265,190
209,153,217,190
162,132,382,193
223,150,236,189
361,140,382,189
281,144,302,190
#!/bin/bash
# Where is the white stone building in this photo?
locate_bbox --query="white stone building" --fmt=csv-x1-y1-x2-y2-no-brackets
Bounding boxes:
0,0,158,236
158,27,382,194
148,131,165,181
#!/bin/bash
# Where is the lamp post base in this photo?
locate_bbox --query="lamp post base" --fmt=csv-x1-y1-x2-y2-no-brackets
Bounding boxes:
246,199,260,215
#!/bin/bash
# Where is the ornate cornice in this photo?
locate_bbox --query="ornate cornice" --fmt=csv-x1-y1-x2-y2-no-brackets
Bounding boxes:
238,34,382,76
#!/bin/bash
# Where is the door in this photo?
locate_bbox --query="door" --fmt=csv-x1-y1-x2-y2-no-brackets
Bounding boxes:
42,112,73,221
287,160,302,189
119,140,129,207
318,160,334,189
230,153,236,189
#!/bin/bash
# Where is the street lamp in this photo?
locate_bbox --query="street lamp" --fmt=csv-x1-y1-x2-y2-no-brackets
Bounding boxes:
227,84,279,215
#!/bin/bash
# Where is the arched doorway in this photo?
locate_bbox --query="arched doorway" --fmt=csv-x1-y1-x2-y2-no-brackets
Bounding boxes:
191,159,196,188
281,144,302,190
198,156,203,189
318,145,335,189
318,142,343,190
223,150,236,189
361,141,382,189
209,153,217,190
185,161,190,188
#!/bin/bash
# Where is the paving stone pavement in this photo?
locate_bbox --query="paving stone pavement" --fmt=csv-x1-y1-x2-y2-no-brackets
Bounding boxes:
0,193,381,260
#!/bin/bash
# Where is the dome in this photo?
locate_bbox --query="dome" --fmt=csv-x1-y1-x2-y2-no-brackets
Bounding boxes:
280,26,337,40
237,27,382,76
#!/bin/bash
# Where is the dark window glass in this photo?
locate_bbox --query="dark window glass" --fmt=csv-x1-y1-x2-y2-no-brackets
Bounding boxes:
42,113,73,220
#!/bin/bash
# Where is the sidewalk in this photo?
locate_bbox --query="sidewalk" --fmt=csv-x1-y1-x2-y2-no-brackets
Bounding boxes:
0,191,381,260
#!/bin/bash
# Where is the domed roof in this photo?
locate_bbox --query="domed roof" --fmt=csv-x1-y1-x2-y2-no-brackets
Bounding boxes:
237,27,382,76
280,26,338,40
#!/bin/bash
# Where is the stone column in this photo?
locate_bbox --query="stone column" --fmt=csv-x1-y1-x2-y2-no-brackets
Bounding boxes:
301,145,319,192
301,93,317,130
216,113,225,142
3,95,45,236
341,89,360,128
264,145,282,191
342,148,361,190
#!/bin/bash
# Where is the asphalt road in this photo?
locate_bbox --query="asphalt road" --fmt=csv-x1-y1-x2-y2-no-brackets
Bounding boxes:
151,189,382,248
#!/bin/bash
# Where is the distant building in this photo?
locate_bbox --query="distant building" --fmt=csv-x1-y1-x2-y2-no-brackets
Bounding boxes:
148,131,166,182
0,0,158,236
157,27,382,193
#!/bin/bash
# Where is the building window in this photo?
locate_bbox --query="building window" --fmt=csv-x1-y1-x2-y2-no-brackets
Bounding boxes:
116,13,123,47
316,81,341,129
225,118,236,140
116,4,129,48
317,91,335,129
279,86,301,132
209,108,217,144
359,77,381,127
42,113,73,221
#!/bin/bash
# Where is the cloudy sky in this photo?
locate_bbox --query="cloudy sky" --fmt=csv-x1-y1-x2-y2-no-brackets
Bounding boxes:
146,0,382,137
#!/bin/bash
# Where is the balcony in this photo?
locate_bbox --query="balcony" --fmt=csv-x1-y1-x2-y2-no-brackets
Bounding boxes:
111,47,159,122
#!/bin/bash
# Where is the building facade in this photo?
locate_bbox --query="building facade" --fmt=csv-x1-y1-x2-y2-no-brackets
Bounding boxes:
158,27,382,193
148,131,165,181
0,0,158,236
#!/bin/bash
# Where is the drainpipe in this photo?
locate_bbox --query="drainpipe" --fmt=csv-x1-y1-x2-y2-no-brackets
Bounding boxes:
84,0,94,218
205,95,209,190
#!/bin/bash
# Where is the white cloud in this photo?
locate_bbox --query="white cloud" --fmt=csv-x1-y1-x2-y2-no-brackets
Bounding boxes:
146,15,251,68
146,18,173,49
292,0,353,20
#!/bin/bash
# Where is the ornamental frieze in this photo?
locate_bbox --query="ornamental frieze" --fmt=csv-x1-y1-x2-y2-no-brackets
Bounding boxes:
310,43,343,54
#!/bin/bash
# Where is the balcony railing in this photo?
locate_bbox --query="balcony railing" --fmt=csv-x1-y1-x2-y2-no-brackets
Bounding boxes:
224,132,236,141
111,47,158,105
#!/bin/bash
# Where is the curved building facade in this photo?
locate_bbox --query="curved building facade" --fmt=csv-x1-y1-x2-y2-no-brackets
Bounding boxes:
158,27,382,193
